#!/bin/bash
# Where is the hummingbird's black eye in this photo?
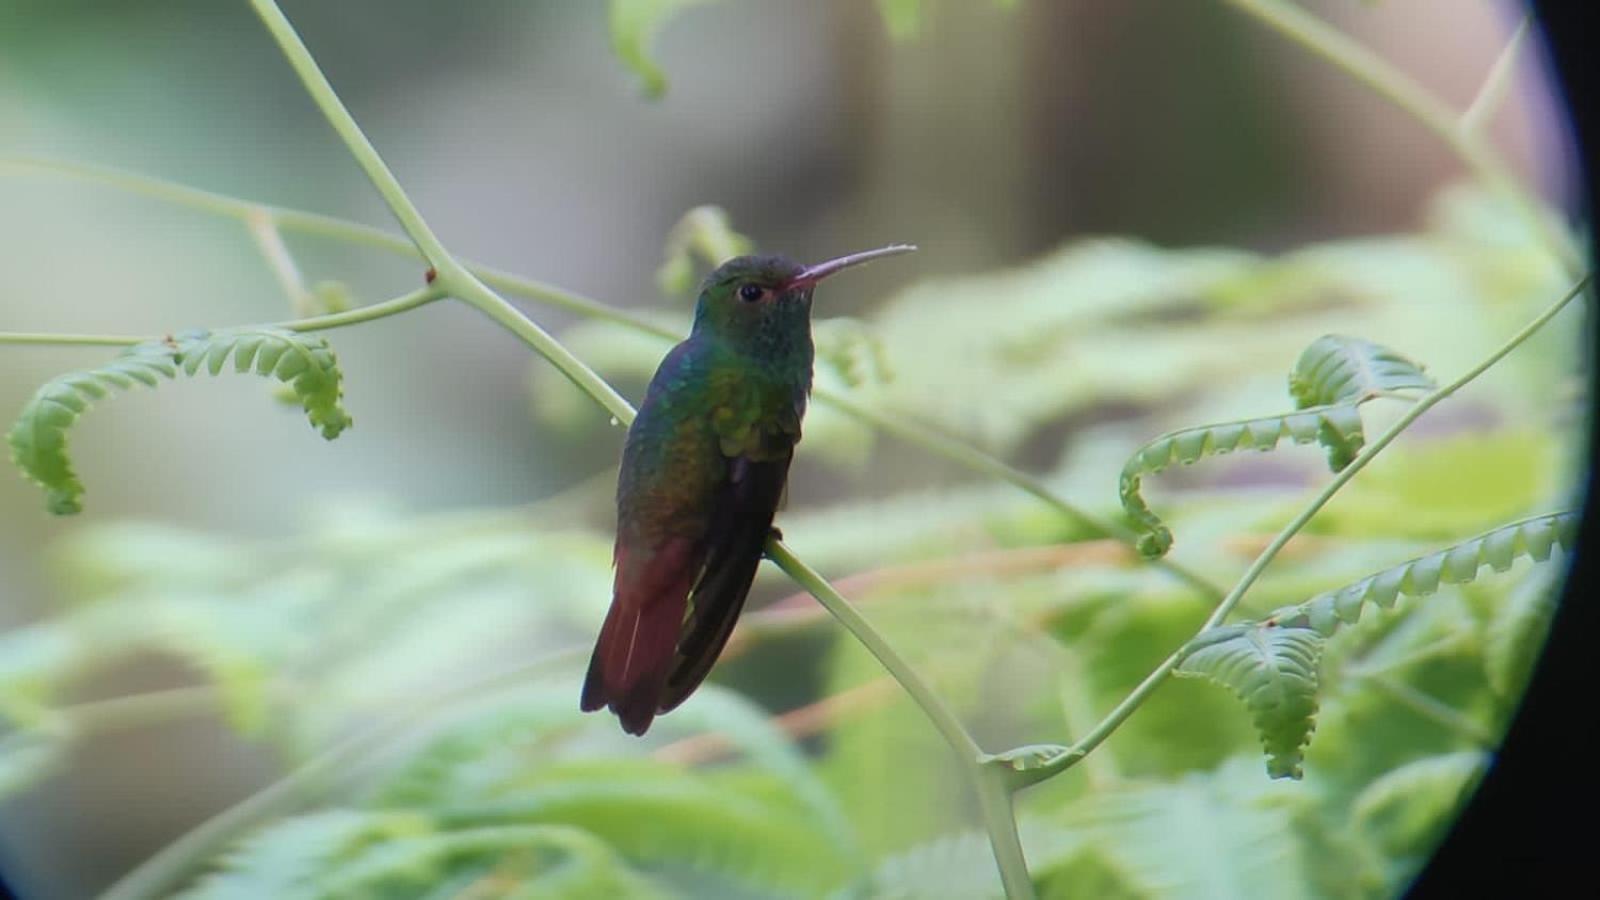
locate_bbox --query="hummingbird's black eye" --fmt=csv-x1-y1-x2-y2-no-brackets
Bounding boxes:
738,283,764,302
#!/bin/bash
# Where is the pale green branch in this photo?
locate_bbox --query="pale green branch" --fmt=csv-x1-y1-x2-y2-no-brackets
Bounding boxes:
0,156,1224,601
246,209,314,316
1219,0,1581,275
0,332,143,347
1368,674,1495,746
248,0,453,269
0,285,445,350
1460,13,1532,136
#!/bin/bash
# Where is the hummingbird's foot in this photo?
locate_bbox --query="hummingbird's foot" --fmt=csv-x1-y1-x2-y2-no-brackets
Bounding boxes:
767,526,784,543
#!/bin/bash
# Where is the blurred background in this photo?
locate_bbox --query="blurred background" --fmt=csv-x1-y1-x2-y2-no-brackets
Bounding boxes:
0,1,1583,897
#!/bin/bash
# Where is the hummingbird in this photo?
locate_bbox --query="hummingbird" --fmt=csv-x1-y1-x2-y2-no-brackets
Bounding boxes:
581,244,916,735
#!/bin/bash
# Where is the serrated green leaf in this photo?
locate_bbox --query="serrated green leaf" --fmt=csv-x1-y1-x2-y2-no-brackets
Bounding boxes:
7,327,352,514
321,823,672,900
1120,404,1363,558
1273,511,1577,637
1351,751,1487,861
176,809,432,899
1120,333,1433,558
1176,623,1325,779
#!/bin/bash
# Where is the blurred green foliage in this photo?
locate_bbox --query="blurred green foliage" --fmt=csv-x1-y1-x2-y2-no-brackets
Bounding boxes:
0,172,1580,896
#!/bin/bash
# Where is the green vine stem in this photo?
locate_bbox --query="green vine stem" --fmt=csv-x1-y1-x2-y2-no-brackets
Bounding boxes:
246,209,314,316
764,540,1038,893
1219,0,1581,276
0,155,1222,602
248,0,637,427
1460,12,1532,136
1010,272,1589,786
763,541,979,758
0,284,445,349
0,332,145,347
244,1,1035,894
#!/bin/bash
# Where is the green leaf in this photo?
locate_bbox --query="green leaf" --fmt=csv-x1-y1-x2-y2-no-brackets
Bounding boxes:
1176,623,1325,779
1484,567,1560,698
7,327,351,514
608,0,721,99
1315,430,1560,540
438,760,858,894
1036,848,1152,900
1351,751,1487,862
1287,336,1431,470
1273,511,1577,637
1119,404,1364,558
176,808,432,899
320,824,672,900
1052,757,1321,898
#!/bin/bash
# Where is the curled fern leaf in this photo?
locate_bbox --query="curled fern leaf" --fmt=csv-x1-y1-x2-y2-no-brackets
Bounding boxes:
1272,511,1577,637
1289,335,1434,408
7,327,351,514
1120,404,1364,558
1120,334,1432,558
1289,335,1434,470
1176,623,1325,779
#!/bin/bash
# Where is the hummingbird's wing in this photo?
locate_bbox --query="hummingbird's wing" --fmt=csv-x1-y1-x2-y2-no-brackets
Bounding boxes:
658,451,792,713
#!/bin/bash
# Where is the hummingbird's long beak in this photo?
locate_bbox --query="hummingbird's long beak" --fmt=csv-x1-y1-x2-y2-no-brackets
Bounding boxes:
790,244,917,288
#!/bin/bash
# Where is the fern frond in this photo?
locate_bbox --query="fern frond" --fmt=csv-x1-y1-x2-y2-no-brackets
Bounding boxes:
438,760,858,894
176,808,431,899
1182,511,1574,778
1351,751,1487,859
7,327,351,514
1120,404,1364,558
1120,334,1432,557
1289,334,1434,470
1289,335,1434,408
1175,623,1325,779
321,824,672,900
1273,511,1576,637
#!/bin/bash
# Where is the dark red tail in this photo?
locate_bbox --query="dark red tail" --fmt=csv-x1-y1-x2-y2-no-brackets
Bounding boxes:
580,538,698,735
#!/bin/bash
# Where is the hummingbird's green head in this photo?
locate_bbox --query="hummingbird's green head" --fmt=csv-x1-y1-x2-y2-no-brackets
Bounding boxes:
690,245,916,351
